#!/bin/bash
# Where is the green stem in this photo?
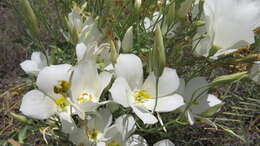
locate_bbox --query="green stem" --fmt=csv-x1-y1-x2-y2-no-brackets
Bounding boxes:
153,77,160,113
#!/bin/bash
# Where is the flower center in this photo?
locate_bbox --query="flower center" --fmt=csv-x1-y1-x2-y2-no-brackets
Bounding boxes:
87,129,102,142
77,92,94,103
134,90,152,104
107,141,121,146
55,96,69,111
53,80,70,94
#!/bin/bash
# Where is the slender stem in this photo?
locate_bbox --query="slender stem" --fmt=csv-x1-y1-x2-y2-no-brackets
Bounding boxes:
153,77,160,113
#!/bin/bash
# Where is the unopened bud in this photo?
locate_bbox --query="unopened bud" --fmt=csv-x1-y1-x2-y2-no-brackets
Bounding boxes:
122,26,133,53
134,0,142,10
153,24,166,77
249,61,260,84
10,112,32,124
66,18,79,45
110,40,119,66
18,0,39,38
166,2,175,25
234,54,260,63
209,72,248,86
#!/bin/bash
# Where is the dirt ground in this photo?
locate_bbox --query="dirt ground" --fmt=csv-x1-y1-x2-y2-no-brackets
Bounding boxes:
0,1,259,146
0,0,30,141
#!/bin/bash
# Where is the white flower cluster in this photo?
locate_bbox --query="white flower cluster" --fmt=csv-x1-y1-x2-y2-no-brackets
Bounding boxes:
18,0,260,145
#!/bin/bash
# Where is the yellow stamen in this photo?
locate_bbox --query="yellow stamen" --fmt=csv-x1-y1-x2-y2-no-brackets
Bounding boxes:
55,96,68,110
134,90,152,104
77,93,93,103
87,129,101,141
54,80,70,94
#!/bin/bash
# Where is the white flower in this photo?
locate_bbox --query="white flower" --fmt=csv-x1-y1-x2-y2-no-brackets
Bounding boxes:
20,64,76,134
144,11,162,33
109,54,184,124
70,60,112,116
194,0,260,58
69,109,121,146
153,139,175,146
177,77,222,125
68,6,102,45
249,61,260,84
106,114,148,146
20,52,47,76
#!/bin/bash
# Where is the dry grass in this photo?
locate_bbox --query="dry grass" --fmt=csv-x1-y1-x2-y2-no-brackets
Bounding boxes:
0,0,259,145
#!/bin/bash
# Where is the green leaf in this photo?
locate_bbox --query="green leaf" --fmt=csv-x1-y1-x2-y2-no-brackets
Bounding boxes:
223,128,246,142
200,103,225,117
18,126,28,143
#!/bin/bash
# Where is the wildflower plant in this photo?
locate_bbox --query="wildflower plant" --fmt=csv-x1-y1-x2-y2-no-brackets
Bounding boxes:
4,0,260,145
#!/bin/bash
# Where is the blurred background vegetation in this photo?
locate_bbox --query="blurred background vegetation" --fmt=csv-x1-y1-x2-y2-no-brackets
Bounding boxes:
0,0,259,145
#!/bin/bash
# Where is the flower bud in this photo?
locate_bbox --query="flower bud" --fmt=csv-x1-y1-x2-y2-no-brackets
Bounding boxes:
18,0,39,38
166,2,175,25
234,54,260,63
66,18,79,45
153,24,166,77
10,112,32,124
110,40,119,66
134,0,142,10
249,61,260,84
209,72,248,86
122,26,133,53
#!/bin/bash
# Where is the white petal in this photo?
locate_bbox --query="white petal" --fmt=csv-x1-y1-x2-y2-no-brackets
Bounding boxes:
183,77,208,102
176,78,185,94
144,94,184,112
153,139,175,146
144,17,152,32
126,134,148,146
191,94,222,115
31,52,47,68
122,26,133,52
20,60,40,76
109,77,131,107
96,71,112,99
58,111,77,134
88,108,112,131
71,60,99,100
131,105,158,124
104,64,114,71
190,94,221,114
142,68,180,97
77,101,102,112
210,48,239,60
207,94,222,107
20,90,56,119
36,64,72,99
115,54,143,89
186,110,195,125
103,125,123,143
69,128,91,145
76,43,87,62
115,114,136,140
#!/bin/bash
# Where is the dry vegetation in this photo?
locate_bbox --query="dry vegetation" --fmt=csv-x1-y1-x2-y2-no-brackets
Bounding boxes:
0,0,259,145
